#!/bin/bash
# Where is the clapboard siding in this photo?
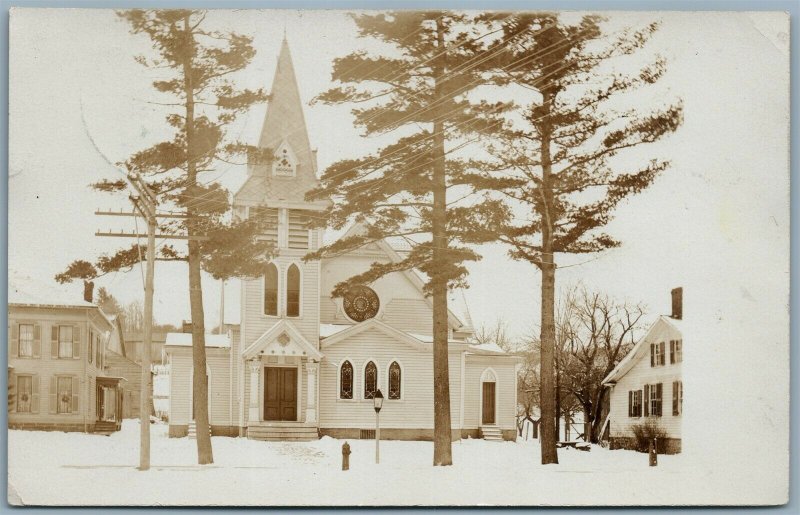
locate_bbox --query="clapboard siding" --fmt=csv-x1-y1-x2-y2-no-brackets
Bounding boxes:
608,321,682,439
319,327,462,429
242,258,320,348
168,348,233,426
463,356,518,431
8,305,112,428
105,351,142,418
381,298,434,336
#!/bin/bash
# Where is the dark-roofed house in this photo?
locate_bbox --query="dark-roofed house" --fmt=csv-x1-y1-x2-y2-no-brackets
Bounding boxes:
8,272,123,433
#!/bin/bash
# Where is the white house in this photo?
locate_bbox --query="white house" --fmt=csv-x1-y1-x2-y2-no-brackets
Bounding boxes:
164,37,521,442
601,288,683,453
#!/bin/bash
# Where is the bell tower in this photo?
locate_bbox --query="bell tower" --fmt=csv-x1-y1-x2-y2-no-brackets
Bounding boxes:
234,36,327,348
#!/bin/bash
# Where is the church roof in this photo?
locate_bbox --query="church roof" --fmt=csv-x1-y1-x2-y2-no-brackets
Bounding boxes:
235,37,319,205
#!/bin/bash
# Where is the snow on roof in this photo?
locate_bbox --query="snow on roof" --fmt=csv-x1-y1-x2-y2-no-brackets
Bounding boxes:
320,324,352,339
466,342,508,355
8,269,95,309
164,332,231,348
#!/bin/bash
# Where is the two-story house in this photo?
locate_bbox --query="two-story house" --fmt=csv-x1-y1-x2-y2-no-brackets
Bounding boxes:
601,288,684,453
8,273,124,433
164,37,522,442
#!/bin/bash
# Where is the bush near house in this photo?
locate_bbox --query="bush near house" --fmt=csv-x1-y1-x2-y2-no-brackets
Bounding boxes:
630,419,668,453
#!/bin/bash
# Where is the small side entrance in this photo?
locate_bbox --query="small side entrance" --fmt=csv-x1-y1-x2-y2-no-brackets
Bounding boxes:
264,367,297,421
482,382,496,425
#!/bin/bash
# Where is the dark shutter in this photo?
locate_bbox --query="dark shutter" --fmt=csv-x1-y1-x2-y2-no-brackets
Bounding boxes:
9,323,18,359
71,377,80,413
650,344,655,367
72,326,81,359
32,324,41,358
49,376,57,413
669,340,675,364
672,381,679,415
638,390,643,417
51,326,59,359
659,342,665,365
656,383,663,416
31,375,40,413
628,391,633,417
644,384,650,416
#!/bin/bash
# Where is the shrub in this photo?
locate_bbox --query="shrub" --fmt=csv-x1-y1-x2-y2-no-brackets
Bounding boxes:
630,419,668,453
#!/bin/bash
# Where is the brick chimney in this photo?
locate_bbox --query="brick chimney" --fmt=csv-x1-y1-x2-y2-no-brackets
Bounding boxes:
182,320,193,333
671,287,683,320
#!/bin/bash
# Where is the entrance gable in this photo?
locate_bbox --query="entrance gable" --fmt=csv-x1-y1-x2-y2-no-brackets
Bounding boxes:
243,319,322,361
320,319,427,352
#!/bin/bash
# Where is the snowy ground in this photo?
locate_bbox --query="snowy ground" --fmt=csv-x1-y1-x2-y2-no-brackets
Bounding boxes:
10,420,691,506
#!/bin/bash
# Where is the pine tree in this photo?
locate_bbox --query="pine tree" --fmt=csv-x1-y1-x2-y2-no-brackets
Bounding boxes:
481,13,683,464
306,11,510,466
57,9,274,465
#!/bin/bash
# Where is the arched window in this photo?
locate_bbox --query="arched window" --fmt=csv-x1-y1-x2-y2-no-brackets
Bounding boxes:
339,360,353,400
364,361,378,399
264,263,278,316
286,264,300,317
388,361,402,400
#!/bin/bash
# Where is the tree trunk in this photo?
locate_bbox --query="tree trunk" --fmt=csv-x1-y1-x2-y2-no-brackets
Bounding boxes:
554,365,561,444
430,17,452,466
590,387,607,443
183,14,213,465
538,88,558,465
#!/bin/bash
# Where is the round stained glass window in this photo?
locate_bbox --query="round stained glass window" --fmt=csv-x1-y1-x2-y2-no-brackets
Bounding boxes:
343,285,380,322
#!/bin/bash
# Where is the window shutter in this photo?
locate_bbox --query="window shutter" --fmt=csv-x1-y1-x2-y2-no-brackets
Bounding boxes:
49,376,57,413
659,342,665,365
9,323,18,359
51,326,59,359
628,391,633,417
669,340,675,364
656,383,663,416
72,326,81,359
8,373,16,412
32,324,41,358
71,377,80,413
638,390,644,417
650,344,655,367
672,381,678,415
31,375,40,413
644,384,650,416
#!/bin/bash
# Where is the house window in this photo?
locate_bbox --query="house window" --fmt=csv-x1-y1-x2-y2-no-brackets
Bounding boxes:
57,376,73,414
18,324,34,357
628,389,642,417
673,381,683,415
670,339,683,364
286,264,300,317
339,360,353,400
364,361,378,399
58,326,73,358
264,263,279,316
644,383,663,417
650,341,665,367
388,361,401,400
17,375,32,413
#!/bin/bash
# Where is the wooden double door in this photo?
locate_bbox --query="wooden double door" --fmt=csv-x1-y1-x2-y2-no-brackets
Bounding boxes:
264,367,298,421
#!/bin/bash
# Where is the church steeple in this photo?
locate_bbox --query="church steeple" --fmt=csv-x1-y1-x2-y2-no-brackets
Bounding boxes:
248,36,318,203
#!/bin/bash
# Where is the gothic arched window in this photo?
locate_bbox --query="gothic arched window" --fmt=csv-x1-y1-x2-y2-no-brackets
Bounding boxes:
364,361,378,399
339,360,353,400
286,264,300,317
388,361,402,400
264,263,278,316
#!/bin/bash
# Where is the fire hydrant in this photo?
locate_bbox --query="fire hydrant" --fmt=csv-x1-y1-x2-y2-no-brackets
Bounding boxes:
649,437,658,467
342,441,351,471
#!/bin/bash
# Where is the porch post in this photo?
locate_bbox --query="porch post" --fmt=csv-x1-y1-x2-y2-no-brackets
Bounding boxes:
248,359,260,423
305,361,318,424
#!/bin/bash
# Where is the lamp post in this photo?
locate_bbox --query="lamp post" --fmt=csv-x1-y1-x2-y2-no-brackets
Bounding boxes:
373,389,384,464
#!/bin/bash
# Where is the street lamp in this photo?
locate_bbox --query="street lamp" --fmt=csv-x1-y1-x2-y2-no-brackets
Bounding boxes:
373,389,384,464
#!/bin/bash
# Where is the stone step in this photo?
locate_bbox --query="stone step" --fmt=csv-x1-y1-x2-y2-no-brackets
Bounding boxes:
481,426,504,441
247,427,318,434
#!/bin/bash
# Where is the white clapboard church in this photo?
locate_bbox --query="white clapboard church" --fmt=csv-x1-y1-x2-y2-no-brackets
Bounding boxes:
165,38,521,442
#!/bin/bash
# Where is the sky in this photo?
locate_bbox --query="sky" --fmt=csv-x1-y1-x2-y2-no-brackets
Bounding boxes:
8,9,790,342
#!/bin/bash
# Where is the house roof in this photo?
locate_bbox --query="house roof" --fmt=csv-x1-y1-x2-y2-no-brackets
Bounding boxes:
602,315,683,385
164,333,231,348
8,270,114,327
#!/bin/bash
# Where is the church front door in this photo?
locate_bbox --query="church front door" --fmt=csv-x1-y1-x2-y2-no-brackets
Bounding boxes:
264,367,297,421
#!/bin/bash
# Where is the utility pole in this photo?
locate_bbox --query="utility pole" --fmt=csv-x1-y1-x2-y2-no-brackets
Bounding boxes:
129,174,157,472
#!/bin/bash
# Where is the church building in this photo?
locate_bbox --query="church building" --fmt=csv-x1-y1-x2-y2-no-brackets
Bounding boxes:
165,38,521,442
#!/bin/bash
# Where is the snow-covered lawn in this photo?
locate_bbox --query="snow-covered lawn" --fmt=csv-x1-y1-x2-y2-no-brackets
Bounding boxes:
10,420,689,506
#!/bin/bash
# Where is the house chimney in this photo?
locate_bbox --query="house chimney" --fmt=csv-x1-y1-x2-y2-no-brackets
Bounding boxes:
83,280,95,303
671,287,683,320
182,321,193,333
